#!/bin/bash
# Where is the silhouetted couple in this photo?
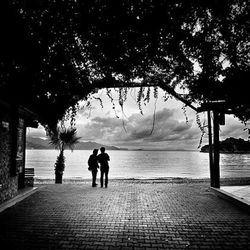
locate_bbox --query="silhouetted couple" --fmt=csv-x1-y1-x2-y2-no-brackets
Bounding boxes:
88,147,110,188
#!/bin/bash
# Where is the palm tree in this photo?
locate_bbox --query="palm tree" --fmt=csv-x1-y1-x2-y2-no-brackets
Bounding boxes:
49,126,81,184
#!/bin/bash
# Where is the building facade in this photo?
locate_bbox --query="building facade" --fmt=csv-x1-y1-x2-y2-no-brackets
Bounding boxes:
0,100,37,204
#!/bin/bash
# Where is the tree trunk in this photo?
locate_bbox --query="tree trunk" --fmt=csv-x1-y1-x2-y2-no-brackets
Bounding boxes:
54,150,65,184
55,172,63,184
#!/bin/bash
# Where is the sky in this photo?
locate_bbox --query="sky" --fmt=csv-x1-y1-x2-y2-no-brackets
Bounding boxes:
27,87,249,150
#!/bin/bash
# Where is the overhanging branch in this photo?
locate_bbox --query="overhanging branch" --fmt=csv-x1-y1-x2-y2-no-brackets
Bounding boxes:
89,77,198,112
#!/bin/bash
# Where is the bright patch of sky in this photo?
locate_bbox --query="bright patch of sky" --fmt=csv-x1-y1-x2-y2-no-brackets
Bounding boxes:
27,87,249,150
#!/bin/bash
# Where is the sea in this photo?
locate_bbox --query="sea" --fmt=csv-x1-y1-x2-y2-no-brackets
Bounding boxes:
26,150,250,180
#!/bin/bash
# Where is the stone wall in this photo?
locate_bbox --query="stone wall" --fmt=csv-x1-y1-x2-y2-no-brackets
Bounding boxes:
0,114,18,203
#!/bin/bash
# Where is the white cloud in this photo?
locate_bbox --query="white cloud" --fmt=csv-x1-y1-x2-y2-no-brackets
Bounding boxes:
26,125,46,138
220,115,248,140
76,107,203,149
26,89,250,150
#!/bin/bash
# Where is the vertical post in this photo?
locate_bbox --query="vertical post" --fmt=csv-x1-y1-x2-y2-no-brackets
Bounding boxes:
207,111,214,187
213,110,220,188
10,105,18,176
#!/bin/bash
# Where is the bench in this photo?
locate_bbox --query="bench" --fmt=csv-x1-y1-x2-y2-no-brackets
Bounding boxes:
25,168,35,187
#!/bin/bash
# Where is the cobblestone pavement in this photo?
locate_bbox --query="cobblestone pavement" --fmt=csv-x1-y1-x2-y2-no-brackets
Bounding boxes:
0,180,249,249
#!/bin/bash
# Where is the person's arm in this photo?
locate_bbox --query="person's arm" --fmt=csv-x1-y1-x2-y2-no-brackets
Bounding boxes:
96,156,100,168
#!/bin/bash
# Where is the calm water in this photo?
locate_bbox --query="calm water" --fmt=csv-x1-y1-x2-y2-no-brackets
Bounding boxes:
25,150,250,179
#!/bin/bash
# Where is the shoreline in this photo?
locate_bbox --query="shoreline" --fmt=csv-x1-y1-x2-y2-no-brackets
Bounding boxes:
34,176,250,185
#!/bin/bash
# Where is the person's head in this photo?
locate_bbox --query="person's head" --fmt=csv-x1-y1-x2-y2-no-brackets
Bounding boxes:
100,147,105,153
93,149,98,155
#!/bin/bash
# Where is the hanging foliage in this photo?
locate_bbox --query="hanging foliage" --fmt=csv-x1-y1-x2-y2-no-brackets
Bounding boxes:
196,113,207,148
181,105,189,125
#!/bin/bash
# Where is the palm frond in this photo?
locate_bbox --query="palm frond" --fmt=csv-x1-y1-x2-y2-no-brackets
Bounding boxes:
48,126,81,151
48,129,61,149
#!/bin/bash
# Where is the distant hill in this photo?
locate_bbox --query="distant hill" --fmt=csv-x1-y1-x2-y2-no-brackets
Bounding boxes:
26,137,53,149
200,137,250,153
26,136,125,150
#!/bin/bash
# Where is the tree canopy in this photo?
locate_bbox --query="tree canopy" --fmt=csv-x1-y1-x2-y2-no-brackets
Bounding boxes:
0,0,249,128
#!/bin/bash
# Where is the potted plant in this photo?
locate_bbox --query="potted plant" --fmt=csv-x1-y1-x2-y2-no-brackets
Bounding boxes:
49,126,80,184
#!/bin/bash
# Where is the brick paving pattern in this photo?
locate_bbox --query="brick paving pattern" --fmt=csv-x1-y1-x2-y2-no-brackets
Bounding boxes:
0,180,249,249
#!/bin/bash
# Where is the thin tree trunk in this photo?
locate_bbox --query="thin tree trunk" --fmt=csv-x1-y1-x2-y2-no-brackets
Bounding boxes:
55,150,64,184
55,172,63,184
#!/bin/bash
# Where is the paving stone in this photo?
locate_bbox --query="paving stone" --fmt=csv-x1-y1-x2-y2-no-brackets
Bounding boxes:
0,181,249,249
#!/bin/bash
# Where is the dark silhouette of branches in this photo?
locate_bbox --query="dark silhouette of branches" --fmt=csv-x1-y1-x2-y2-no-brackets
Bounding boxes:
0,0,249,128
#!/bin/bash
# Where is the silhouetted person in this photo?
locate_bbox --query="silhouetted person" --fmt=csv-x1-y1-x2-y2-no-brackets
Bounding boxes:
97,147,110,188
88,149,99,187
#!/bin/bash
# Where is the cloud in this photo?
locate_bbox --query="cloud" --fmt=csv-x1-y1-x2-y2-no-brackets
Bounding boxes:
220,115,248,140
26,125,46,138
26,84,250,151
76,108,201,149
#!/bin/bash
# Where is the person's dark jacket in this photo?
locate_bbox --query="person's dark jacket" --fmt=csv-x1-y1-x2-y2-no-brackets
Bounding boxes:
97,153,110,170
88,154,99,171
